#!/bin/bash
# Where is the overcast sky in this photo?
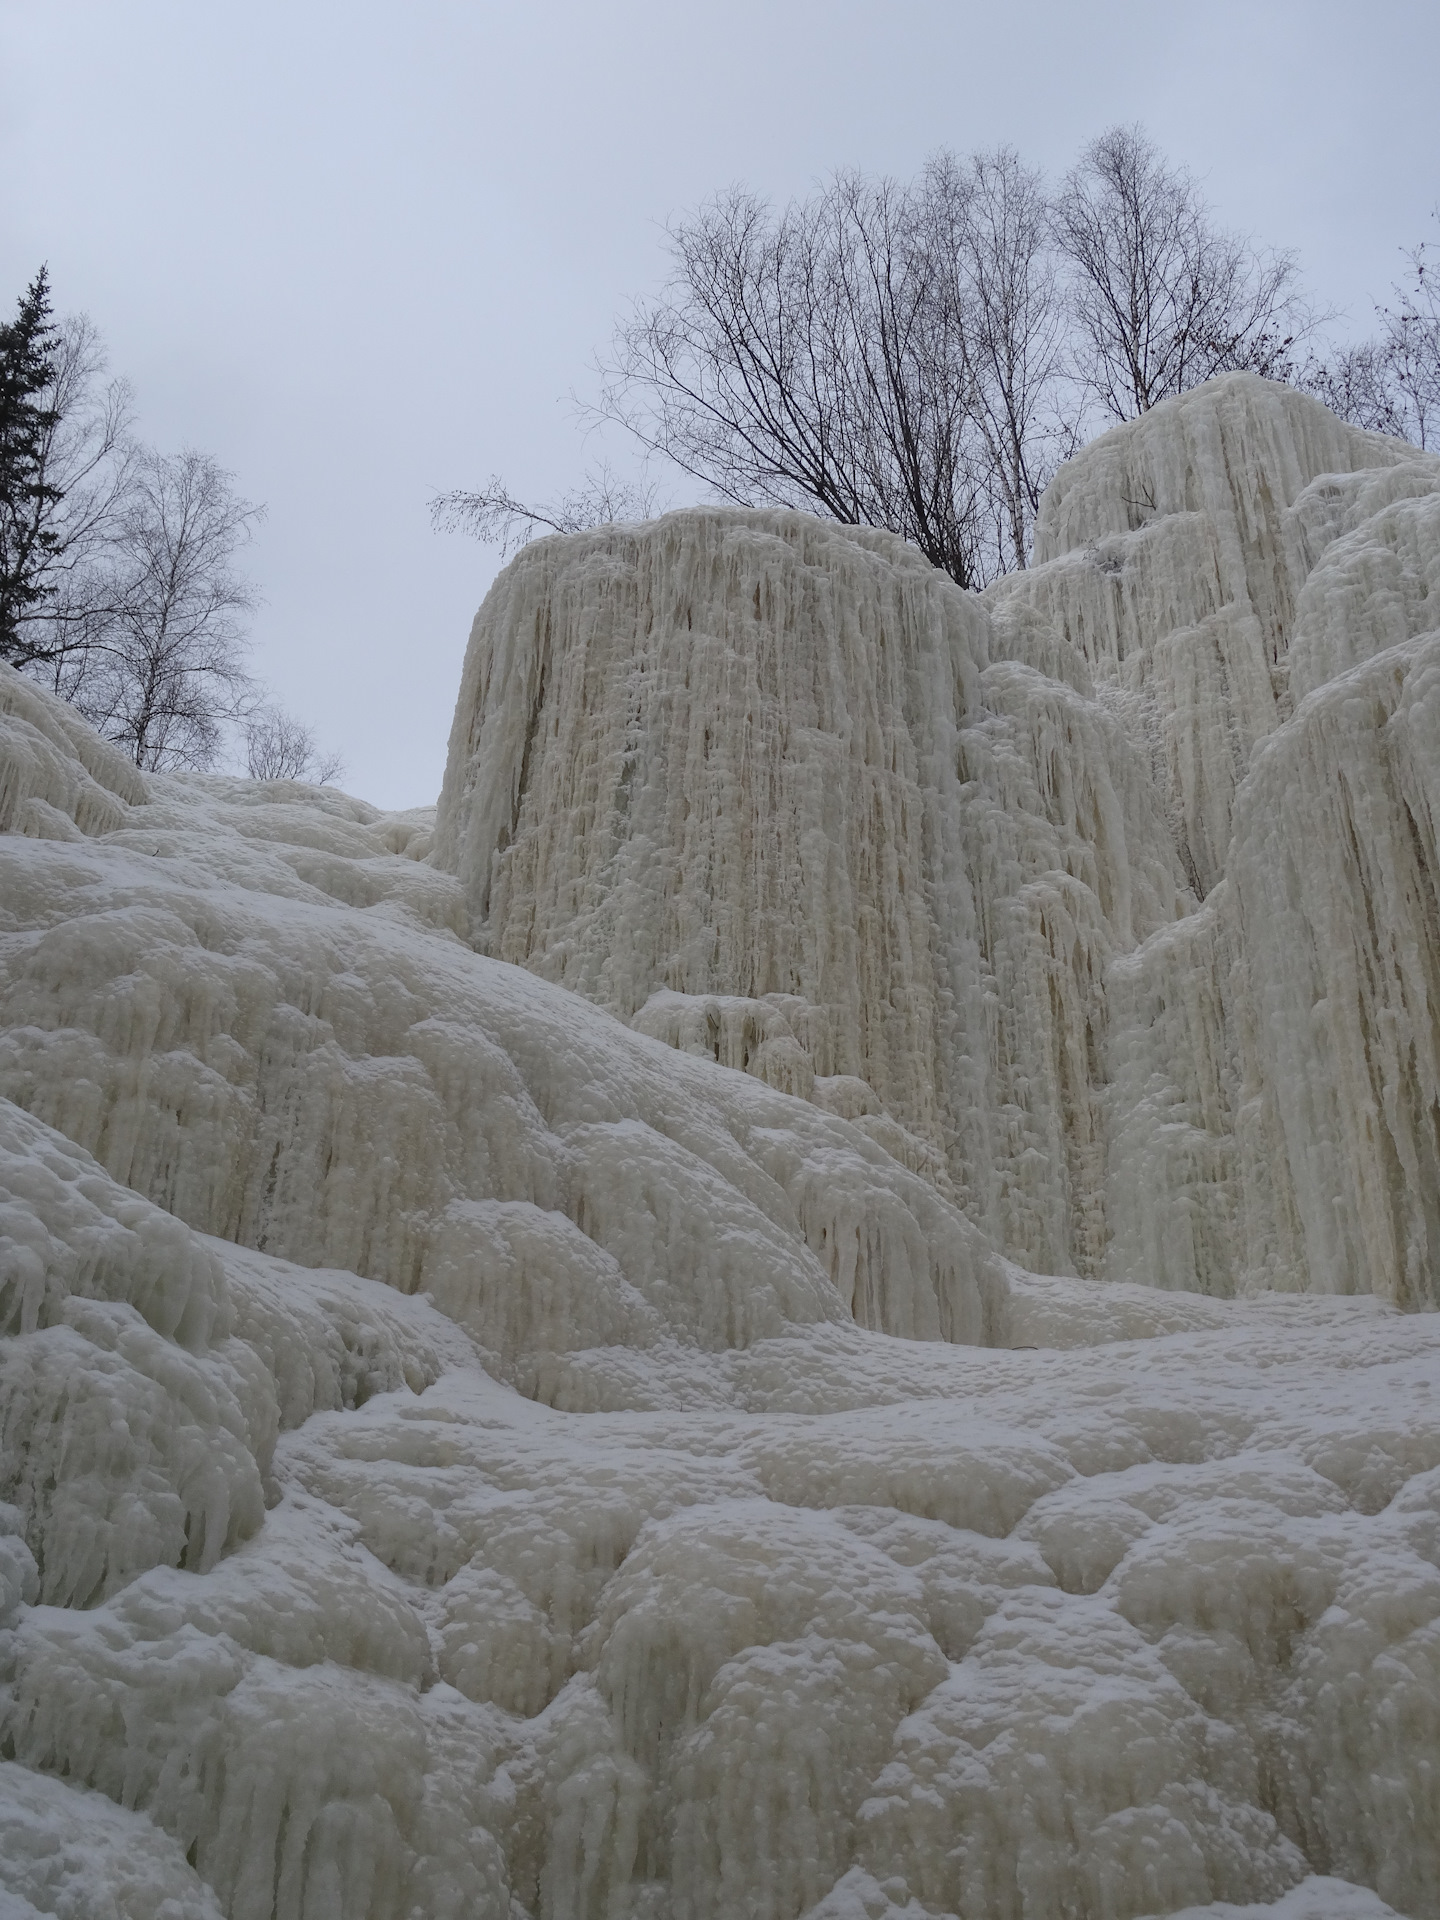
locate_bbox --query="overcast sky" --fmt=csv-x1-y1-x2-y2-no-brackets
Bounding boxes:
2,0,1436,808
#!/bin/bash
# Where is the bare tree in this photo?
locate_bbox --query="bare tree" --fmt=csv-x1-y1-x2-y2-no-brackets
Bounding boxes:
591,175,996,586
58,449,264,770
439,131,1324,583
926,147,1075,570
584,149,1179,579
5,281,354,780
430,462,661,558
1302,341,1406,439
244,703,345,784
1380,233,1440,448
1053,125,1312,421
1303,219,1440,449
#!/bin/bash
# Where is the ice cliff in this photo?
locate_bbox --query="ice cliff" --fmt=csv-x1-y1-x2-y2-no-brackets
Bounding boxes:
1,374,1438,1920
435,375,1440,1306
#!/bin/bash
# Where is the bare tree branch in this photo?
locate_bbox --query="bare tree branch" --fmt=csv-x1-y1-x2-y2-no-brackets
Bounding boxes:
581,174,1010,584
430,463,662,558
244,703,344,784
1301,341,1406,438
57,448,264,770
1053,126,1316,421
925,147,1076,570
1382,231,1440,449
1301,212,1440,450
440,130,1338,582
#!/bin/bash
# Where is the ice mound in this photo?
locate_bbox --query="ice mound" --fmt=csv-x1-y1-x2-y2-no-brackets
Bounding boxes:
2,375,1439,1919
437,377,1440,1300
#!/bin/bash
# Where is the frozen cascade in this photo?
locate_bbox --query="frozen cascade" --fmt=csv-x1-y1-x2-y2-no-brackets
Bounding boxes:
431,502,1189,1274
434,377,1440,1294
0,373,1438,1919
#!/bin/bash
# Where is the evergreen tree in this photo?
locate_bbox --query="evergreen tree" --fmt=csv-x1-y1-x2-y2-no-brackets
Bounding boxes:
0,267,63,657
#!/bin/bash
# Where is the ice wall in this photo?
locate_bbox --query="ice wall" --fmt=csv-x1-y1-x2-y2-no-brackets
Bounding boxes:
430,506,1190,1275
431,512,1001,1209
1005,380,1440,1306
2,375,1439,1920
993,375,1416,895
436,375,1440,1300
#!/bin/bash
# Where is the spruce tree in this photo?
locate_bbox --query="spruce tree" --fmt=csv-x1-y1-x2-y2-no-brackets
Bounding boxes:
0,267,63,658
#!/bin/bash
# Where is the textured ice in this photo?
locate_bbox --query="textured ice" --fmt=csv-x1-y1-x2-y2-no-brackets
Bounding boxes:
0,1758,224,1918
1,375,1438,1919
435,378,1440,1298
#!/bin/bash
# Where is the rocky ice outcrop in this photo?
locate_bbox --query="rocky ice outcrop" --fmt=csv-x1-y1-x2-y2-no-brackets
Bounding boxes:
436,375,1440,1302
1,375,1439,1920
430,503,1189,1276
431,512,1004,1223
992,376,1416,895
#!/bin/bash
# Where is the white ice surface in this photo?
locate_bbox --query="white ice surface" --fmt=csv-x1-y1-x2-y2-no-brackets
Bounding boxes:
2,376,1438,1920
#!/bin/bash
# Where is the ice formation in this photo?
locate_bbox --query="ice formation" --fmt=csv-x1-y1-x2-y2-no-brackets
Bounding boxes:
1,374,1438,1920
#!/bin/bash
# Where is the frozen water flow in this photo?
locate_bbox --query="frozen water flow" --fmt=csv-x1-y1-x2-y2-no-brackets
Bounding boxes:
1,376,1438,1919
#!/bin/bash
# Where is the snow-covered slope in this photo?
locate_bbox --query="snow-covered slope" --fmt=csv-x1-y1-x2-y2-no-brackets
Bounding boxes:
1,376,1438,1920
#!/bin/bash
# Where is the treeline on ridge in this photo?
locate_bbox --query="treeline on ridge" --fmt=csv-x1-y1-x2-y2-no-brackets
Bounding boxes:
437,124,1439,587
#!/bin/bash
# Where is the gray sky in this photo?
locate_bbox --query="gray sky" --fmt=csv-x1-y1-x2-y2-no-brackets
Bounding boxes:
3,0,1436,808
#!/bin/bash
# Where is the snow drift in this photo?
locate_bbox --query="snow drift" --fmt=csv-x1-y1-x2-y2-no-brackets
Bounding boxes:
1,374,1438,1920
